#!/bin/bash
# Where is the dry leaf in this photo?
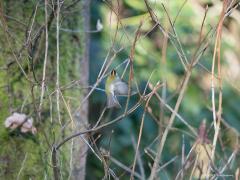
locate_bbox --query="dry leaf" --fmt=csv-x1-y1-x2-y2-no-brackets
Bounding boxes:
191,142,212,179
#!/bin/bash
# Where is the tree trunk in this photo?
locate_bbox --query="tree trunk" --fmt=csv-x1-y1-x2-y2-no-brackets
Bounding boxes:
72,0,90,179
0,0,89,179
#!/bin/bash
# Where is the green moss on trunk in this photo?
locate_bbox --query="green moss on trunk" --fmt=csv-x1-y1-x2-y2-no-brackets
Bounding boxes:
0,0,88,179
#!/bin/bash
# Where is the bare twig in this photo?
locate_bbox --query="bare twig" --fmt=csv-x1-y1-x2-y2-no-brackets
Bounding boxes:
56,100,142,150
209,0,229,177
56,0,61,125
39,0,49,117
111,156,142,179
131,134,146,180
149,69,192,180
130,82,162,180
124,21,143,114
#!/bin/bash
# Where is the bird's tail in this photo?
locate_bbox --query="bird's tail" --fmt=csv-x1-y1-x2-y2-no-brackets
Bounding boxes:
107,94,121,108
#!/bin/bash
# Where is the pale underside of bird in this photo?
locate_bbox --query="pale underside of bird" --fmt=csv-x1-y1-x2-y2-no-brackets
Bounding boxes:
107,79,129,108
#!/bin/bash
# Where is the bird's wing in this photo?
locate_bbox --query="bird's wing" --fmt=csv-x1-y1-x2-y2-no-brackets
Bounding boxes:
113,80,129,95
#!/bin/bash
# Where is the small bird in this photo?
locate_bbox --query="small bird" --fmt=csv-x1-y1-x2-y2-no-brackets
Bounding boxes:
105,69,129,108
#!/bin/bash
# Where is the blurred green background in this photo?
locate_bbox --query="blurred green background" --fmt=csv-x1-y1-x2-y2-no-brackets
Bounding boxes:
87,0,240,179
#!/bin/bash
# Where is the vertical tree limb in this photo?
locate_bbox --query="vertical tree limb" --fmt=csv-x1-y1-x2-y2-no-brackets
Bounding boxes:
71,0,90,179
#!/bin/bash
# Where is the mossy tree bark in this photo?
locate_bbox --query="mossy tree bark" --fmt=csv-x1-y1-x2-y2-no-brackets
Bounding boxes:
71,0,89,179
0,0,89,179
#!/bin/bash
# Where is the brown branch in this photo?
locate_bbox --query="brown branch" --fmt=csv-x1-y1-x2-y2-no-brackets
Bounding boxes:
130,82,163,180
56,99,143,150
124,21,143,114
52,146,60,180
209,0,229,176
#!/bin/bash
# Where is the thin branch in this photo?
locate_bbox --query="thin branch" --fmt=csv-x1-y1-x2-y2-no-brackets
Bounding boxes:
56,0,61,125
110,157,142,180
209,0,229,177
130,82,162,180
131,133,146,179
56,100,142,150
148,69,192,180
39,0,49,117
